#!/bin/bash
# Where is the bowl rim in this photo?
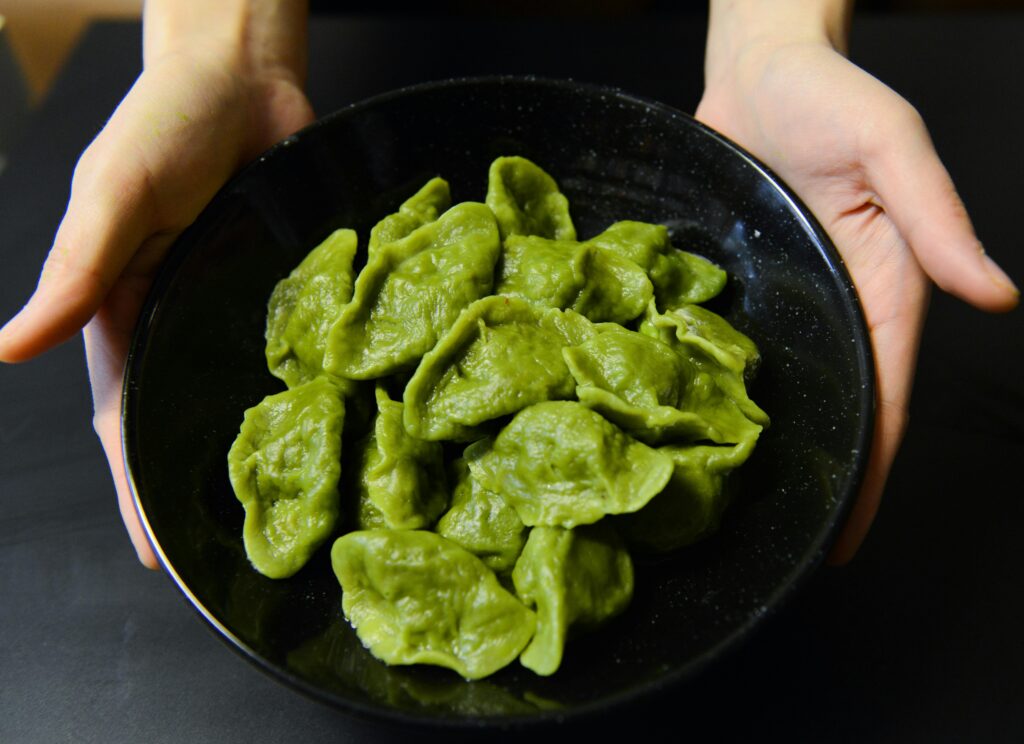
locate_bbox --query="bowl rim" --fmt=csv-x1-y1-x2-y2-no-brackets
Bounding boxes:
121,74,875,729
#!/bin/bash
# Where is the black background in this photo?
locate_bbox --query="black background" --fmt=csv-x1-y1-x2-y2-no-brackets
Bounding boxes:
1,13,1021,743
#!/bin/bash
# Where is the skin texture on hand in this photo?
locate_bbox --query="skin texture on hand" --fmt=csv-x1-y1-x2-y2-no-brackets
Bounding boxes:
0,1,314,568
697,6,1018,564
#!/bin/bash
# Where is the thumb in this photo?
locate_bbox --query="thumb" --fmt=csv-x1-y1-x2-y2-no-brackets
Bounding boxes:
0,65,252,363
0,142,164,362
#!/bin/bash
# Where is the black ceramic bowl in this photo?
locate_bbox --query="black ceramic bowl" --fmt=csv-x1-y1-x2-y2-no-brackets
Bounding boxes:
122,77,873,727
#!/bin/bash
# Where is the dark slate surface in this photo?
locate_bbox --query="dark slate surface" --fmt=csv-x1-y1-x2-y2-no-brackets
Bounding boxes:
0,14,1021,743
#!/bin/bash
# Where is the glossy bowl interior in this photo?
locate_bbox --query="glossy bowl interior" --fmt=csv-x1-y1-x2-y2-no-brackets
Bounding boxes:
122,77,873,727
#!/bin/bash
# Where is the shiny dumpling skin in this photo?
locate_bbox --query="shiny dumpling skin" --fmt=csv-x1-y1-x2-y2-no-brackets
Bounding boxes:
512,522,633,676
640,302,769,429
227,377,345,579
466,401,674,528
403,296,596,442
564,324,760,445
615,440,756,554
570,241,654,322
485,155,576,241
584,220,667,267
587,220,727,308
494,234,581,309
435,458,527,574
324,201,501,380
331,529,536,680
354,386,448,531
264,228,358,389
563,325,715,443
367,177,451,259
564,325,690,409
648,302,762,376
496,234,653,324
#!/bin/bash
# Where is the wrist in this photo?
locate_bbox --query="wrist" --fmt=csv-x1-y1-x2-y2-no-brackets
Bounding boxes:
143,0,308,85
704,0,852,85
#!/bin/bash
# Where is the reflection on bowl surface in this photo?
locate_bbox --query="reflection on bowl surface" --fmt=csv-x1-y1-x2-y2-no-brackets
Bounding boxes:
122,76,873,727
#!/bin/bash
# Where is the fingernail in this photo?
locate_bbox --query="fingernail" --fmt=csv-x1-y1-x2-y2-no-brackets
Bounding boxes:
982,253,1020,297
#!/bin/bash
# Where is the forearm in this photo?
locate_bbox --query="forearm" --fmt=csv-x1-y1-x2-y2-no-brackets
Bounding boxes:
705,0,853,83
143,0,309,85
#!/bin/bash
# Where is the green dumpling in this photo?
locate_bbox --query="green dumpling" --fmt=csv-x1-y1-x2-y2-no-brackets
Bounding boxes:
466,401,674,528
587,220,727,308
512,523,633,676
403,296,596,441
265,228,358,388
227,377,345,579
239,155,770,682
367,177,451,259
616,440,755,553
640,302,769,429
564,326,689,410
435,459,527,574
495,235,653,324
584,220,667,268
571,242,654,322
648,302,762,375
331,529,536,680
324,201,501,380
486,156,576,241
563,325,756,445
564,325,709,443
354,385,448,530
494,235,581,309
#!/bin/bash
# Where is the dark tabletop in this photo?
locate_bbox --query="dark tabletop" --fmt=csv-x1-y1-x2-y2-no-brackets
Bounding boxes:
1,13,1021,744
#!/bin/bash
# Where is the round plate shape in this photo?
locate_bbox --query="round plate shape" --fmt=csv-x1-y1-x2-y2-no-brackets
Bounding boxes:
122,77,873,728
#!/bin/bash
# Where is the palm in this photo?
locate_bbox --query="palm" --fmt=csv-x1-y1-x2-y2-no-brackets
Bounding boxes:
696,42,1015,561
42,52,313,568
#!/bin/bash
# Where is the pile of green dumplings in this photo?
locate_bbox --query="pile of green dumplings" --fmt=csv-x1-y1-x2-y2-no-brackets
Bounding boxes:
227,156,769,680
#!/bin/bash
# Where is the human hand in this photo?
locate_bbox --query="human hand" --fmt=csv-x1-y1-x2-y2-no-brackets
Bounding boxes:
0,1,314,568
696,1,1019,564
